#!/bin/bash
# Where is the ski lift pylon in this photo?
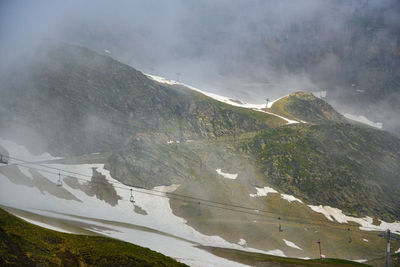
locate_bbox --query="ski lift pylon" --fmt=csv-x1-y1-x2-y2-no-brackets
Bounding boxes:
130,188,135,204
347,228,352,243
278,217,283,232
56,172,63,187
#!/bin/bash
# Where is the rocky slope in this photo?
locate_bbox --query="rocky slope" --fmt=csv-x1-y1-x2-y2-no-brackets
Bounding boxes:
0,43,399,263
0,43,284,156
269,92,346,124
243,123,400,221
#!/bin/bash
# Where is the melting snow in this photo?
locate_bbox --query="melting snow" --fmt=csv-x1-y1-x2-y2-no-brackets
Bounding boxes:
216,169,238,179
343,113,383,129
167,140,180,144
353,259,367,263
308,205,400,234
265,249,286,257
281,194,303,203
249,186,278,197
238,239,247,247
0,139,288,266
15,215,73,234
283,239,303,250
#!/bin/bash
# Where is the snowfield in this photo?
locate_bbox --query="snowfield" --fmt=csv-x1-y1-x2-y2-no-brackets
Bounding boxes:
1,137,400,265
0,138,289,266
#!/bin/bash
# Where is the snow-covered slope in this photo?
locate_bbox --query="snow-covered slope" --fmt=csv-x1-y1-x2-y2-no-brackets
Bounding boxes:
1,137,399,265
0,138,286,267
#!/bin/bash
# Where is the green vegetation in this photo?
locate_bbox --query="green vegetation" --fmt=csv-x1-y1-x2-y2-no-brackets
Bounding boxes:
199,246,371,266
1,43,400,264
243,123,400,221
269,92,346,124
0,208,186,266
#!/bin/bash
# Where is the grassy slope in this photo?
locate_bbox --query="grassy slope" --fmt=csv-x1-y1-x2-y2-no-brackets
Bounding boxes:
157,128,400,261
0,208,186,266
199,246,371,267
244,123,400,221
367,253,400,267
269,92,346,124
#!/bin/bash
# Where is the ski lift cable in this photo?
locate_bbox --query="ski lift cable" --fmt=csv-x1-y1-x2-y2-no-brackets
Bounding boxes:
5,160,395,234
9,160,394,234
8,156,303,215
10,160,349,226
10,161,392,235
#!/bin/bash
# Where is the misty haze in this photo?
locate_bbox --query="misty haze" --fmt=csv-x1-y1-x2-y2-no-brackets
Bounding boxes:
0,1,399,266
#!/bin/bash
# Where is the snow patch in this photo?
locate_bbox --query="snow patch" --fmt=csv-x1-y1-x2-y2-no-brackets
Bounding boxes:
216,169,238,180
265,249,286,257
0,139,285,266
363,238,369,242
353,259,367,263
238,239,247,247
395,248,400,254
249,186,278,197
308,205,400,234
281,194,303,203
343,113,383,129
15,215,73,234
167,140,180,144
283,239,303,250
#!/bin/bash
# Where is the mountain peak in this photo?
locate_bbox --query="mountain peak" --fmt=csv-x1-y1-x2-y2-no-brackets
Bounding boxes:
270,91,346,124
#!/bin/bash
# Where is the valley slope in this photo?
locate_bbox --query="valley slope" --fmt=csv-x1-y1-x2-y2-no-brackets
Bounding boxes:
0,43,399,265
